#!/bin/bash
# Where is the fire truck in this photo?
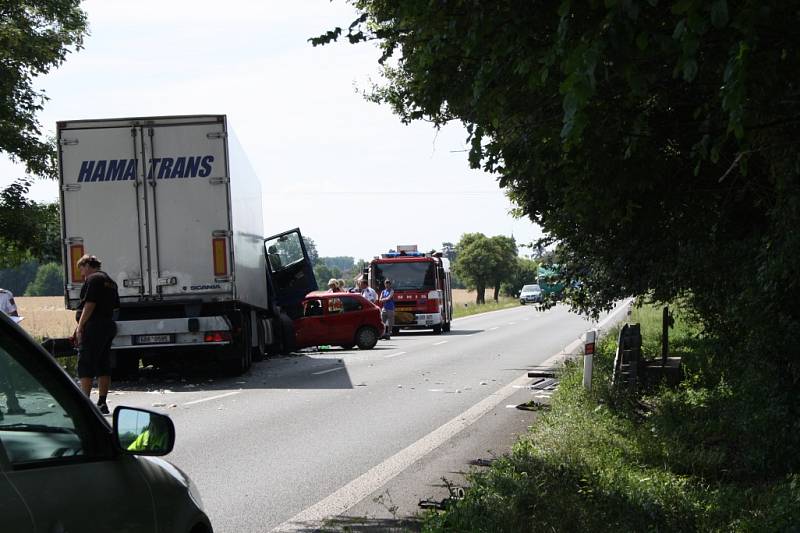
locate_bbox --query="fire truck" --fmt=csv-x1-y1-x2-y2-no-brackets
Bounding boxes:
368,245,453,335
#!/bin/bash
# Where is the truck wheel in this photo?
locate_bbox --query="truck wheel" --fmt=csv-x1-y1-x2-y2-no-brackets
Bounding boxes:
355,327,379,350
442,321,451,333
433,325,443,334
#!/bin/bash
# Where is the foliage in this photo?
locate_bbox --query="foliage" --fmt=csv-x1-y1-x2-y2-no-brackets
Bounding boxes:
24,262,62,296
315,1,800,387
424,304,800,532
453,233,518,303
501,257,539,297
0,260,38,294
313,263,342,287
1,1,87,178
320,256,355,272
302,236,319,265
0,180,61,268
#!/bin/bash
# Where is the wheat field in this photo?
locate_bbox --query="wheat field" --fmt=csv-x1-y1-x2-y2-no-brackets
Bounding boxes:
15,296,75,340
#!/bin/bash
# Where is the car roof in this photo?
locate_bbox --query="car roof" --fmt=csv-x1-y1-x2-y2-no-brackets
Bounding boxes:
305,291,369,301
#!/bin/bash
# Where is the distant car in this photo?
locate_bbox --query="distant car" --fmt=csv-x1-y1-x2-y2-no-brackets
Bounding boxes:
294,291,385,350
519,284,543,304
0,313,212,533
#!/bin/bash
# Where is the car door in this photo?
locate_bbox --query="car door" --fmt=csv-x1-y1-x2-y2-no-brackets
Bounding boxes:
0,326,155,532
324,296,363,345
294,298,328,347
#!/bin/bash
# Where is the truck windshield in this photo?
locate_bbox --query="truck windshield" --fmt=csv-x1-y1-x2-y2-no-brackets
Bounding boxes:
373,262,436,291
265,232,305,273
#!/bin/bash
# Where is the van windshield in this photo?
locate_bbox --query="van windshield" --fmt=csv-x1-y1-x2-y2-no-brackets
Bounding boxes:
522,285,541,291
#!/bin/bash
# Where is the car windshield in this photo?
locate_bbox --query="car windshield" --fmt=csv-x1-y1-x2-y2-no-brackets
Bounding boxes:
522,285,541,292
373,262,436,291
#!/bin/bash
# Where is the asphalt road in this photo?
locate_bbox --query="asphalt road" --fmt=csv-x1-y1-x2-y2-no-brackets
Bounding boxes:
107,302,628,532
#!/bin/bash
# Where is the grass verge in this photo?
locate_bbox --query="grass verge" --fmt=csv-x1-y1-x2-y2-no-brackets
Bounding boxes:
423,303,800,532
452,297,519,319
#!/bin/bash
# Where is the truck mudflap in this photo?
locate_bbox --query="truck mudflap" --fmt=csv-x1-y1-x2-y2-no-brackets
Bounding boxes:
112,316,231,350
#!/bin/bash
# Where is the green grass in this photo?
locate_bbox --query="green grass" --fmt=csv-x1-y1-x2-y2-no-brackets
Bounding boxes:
423,303,800,532
452,297,519,319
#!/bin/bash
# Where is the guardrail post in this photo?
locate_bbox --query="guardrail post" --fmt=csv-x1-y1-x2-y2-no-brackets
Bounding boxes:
583,329,597,390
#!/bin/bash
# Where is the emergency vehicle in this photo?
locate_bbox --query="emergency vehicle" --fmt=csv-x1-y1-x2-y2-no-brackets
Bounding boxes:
368,245,453,334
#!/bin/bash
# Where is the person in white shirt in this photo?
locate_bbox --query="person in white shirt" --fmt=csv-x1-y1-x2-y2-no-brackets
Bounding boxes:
0,288,24,418
0,288,18,317
358,278,377,304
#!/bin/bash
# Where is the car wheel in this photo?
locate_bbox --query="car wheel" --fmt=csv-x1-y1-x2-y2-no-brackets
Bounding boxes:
355,327,379,350
520,300,526,305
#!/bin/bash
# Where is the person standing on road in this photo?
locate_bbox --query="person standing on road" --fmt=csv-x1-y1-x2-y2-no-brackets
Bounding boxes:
359,278,377,304
379,279,395,340
327,278,341,292
0,288,25,418
74,255,119,414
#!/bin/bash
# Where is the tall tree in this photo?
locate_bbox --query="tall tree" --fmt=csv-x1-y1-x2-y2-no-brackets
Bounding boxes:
0,180,60,268
315,1,800,383
1,1,88,178
488,235,517,301
453,233,493,304
302,236,320,265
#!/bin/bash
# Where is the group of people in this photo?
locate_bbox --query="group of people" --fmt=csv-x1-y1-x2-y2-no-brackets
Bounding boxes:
327,276,395,340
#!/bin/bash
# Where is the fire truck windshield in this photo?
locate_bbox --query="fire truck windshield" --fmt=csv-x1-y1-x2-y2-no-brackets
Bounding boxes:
374,262,436,291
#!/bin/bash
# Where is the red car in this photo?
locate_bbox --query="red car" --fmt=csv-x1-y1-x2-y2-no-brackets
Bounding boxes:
293,291,385,350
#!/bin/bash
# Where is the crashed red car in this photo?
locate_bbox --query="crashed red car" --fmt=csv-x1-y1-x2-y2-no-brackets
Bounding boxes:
293,291,384,350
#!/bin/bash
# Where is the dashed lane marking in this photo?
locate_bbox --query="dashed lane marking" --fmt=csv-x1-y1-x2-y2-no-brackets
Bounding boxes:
384,351,407,359
312,366,346,376
183,391,241,406
432,341,448,346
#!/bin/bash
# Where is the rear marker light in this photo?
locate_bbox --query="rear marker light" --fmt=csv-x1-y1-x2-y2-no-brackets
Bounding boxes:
204,331,232,343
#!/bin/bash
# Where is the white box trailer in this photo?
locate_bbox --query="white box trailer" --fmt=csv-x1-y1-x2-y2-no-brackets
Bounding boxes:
57,115,317,375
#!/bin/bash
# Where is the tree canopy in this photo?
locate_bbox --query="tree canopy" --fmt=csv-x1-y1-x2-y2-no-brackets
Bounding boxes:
453,233,518,304
316,1,800,383
0,179,60,268
1,1,87,178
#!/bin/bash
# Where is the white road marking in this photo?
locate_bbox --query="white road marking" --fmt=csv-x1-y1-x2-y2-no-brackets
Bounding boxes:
272,372,534,532
488,326,499,331
508,322,516,325
432,341,448,346
312,366,346,375
384,351,407,359
183,391,241,406
505,404,518,408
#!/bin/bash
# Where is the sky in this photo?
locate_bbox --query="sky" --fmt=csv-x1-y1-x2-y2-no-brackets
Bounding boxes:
0,0,542,261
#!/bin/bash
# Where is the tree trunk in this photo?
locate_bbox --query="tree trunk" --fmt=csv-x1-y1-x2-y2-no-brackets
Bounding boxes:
493,285,500,302
475,283,486,304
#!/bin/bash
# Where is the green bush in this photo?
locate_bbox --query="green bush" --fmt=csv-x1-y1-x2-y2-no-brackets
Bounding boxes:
424,303,800,532
25,262,63,296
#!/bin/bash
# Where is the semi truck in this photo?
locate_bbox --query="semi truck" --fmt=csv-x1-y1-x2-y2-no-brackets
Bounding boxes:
367,245,453,334
55,114,317,375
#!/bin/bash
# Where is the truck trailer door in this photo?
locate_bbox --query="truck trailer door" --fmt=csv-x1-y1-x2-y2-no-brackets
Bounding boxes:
139,119,231,298
59,124,147,305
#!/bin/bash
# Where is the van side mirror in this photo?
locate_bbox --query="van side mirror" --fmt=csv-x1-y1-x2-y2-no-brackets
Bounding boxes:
113,407,176,456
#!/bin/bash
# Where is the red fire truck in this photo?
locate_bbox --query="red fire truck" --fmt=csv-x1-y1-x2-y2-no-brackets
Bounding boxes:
368,245,453,335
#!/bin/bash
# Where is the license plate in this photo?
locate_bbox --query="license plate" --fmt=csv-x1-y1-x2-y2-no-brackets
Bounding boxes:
134,334,173,345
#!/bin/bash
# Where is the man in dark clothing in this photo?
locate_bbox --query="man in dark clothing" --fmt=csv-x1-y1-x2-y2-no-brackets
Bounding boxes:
74,254,119,414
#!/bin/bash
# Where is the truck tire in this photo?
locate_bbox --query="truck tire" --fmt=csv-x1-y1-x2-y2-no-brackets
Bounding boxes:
392,326,400,336
355,326,379,350
433,324,443,334
442,321,451,333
